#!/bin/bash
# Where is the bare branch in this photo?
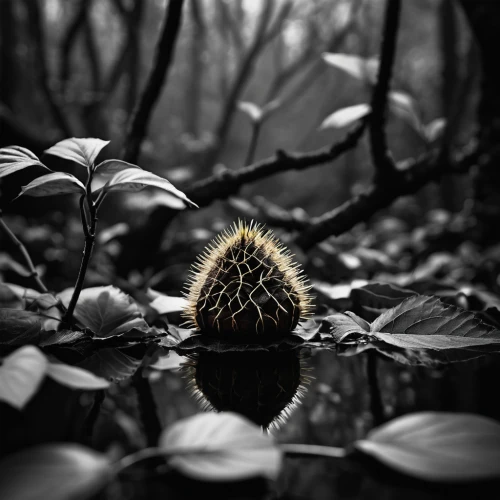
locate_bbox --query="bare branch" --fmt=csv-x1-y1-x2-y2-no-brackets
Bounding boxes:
122,0,186,164
114,120,366,275
294,144,480,251
59,0,87,91
369,0,401,180
188,120,367,208
0,209,48,293
204,0,278,166
24,0,73,137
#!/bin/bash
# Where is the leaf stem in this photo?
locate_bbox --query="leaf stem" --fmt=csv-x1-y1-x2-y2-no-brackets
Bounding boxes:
63,166,98,324
244,122,261,166
279,443,347,459
113,447,165,475
0,209,48,293
367,351,385,426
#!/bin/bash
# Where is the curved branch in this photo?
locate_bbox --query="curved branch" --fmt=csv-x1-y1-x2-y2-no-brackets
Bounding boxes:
369,0,401,180
294,144,480,251
122,0,186,164
188,120,367,208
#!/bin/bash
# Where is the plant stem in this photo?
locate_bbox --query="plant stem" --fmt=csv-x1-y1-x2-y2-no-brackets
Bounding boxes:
244,122,261,166
133,367,162,447
367,351,385,426
82,389,105,444
0,209,48,293
62,174,98,325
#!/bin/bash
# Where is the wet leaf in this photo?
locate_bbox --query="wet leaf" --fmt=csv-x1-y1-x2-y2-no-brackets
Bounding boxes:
424,117,446,143
94,159,141,175
59,286,148,338
237,101,263,123
46,362,110,389
0,146,50,179
388,91,422,133
322,53,379,83
77,348,142,382
158,412,282,481
319,103,371,130
94,168,198,209
355,412,500,482
318,314,367,343
371,295,500,339
18,172,85,197
0,309,45,345
351,282,417,321
44,138,109,168
0,444,112,500
149,294,188,315
0,345,47,409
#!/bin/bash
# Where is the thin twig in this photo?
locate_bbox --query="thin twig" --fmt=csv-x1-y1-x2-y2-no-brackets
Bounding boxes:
122,0,186,164
133,367,162,447
366,351,384,426
204,0,278,167
189,119,367,208
244,123,261,166
369,0,401,180
280,443,347,459
0,209,48,293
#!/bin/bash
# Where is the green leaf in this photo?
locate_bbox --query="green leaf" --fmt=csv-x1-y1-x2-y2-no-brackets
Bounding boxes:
44,138,110,168
147,351,186,371
319,103,371,130
0,444,112,500
237,101,263,123
0,146,50,179
322,53,379,84
373,332,500,350
58,286,148,338
351,282,417,321
355,412,500,482
149,294,188,315
77,348,142,382
46,362,110,389
387,91,423,133
318,314,367,343
94,168,198,209
158,412,282,481
424,117,446,143
18,172,86,197
371,295,500,338
94,159,141,175
0,345,47,409
0,309,45,345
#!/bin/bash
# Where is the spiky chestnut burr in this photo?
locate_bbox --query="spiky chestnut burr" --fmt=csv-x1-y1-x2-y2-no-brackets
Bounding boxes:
183,220,313,336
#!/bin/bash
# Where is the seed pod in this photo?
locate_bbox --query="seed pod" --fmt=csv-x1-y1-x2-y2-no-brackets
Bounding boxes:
183,220,313,336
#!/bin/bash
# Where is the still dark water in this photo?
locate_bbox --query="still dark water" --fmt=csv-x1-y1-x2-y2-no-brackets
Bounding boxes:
140,347,495,500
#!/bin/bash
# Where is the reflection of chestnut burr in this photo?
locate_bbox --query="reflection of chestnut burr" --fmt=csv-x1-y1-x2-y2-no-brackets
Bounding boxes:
183,350,313,429
182,220,313,336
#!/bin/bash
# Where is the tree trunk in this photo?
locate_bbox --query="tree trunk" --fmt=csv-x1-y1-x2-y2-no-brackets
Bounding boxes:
459,0,500,245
